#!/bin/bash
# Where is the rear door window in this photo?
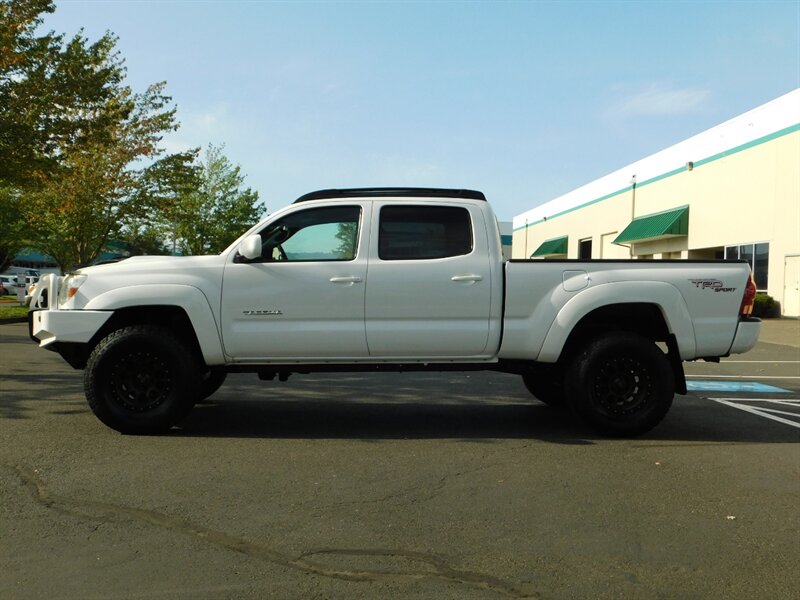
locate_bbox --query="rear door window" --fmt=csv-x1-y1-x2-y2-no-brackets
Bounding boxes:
378,205,473,260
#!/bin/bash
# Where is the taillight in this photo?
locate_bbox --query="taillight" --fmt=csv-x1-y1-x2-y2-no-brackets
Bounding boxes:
739,274,757,317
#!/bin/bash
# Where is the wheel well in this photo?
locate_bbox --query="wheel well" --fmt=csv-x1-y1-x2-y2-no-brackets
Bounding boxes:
561,303,670,361
558,303,686,395
97,306,200,349
59,306,204,370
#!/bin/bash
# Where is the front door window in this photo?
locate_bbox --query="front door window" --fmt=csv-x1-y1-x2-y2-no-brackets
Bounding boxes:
258,206,361,262
222,204,368,359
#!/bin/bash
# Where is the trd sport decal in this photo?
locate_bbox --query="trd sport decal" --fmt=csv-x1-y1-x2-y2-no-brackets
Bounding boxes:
689,279,737,292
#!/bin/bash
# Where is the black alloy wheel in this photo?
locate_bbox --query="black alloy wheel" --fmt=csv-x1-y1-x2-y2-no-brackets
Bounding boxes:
108,348,174,413
85,325,200,434
564,332,674,437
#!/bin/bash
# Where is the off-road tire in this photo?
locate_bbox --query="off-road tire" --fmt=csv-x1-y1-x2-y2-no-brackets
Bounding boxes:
197,367,227,402
84,325,201,434
564,332,674,437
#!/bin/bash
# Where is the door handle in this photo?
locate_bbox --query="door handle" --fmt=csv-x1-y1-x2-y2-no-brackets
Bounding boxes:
451,275,483,283
329,276,363,284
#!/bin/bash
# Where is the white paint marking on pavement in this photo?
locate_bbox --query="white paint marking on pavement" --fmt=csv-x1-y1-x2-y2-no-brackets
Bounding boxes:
756,407,800,418
731,399,800,405
709,398,800,429
721,360,799,364
686,375,800,380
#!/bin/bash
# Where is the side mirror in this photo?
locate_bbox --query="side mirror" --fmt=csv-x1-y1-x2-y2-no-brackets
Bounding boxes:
238,234,262,261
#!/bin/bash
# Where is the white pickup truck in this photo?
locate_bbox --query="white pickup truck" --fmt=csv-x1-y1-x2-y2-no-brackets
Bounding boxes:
29,188,760,436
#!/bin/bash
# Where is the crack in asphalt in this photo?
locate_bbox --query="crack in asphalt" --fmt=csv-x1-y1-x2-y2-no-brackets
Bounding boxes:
11,464,538,599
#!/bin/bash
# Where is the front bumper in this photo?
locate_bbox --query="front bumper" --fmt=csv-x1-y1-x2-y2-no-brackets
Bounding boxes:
29,309,113,347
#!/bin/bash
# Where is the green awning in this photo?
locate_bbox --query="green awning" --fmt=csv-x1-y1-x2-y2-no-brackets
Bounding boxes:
531,236,568,257
614,206,689,244
13,248,57,264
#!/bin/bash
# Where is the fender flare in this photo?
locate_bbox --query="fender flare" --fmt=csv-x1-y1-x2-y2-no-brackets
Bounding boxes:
84,284,225,364
537,281,696,362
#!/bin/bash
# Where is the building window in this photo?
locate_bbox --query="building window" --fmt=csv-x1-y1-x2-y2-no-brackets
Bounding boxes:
579,238,592,259
725,242,769,290
755,243,769,290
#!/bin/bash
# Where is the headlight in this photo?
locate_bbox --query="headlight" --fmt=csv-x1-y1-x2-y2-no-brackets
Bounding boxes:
58,274,88,306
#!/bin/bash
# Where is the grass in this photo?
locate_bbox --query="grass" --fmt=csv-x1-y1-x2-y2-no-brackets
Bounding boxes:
0,304,28,320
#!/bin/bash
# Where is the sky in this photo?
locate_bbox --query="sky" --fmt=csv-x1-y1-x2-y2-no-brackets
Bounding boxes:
40,0,800,222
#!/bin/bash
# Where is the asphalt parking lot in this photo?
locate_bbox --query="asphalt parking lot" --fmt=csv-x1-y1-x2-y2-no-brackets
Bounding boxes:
1,320,798,600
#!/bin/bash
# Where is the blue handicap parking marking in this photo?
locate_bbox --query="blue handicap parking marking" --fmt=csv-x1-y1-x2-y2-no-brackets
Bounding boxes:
686,380,792,394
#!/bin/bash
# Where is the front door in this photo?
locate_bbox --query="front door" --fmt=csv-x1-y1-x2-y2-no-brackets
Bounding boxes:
221,204,369,360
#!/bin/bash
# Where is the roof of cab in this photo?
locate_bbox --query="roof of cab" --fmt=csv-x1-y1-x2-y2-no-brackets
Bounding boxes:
294,187,486,203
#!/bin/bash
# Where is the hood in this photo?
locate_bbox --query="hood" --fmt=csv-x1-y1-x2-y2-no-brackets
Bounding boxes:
78,254,225,277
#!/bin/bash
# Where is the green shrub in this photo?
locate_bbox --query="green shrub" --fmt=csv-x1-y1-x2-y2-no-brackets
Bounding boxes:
752,293,781,318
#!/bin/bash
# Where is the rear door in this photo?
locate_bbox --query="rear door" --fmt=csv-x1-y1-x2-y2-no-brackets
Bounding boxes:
364,202,493,357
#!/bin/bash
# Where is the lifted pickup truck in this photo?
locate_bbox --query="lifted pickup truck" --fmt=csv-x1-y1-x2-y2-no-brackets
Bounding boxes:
29,188,760,436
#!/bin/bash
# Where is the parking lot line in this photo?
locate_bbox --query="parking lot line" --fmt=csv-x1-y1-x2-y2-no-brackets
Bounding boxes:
721,360,799,363
686,375,800,380
709,398,800,429
732,399,800,404
754,407,800,418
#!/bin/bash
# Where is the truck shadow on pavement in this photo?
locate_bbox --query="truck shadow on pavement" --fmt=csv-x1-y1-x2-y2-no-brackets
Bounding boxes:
175,374,800,444
179,399,800,444
2,370,798,444
182,399,596,444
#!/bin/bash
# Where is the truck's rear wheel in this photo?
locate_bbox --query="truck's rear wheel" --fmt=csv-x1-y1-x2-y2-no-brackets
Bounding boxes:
85,325,200,434
564,332,674,437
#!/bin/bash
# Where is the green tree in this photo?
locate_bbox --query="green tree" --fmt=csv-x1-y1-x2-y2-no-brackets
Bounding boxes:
0,0,58,185
174,144,264,255
21,77,179,270
0,0,57,270
23,141,133,270
0,185,24,271
335,221,358,259
1,2,261,268
1,1,182,270
123,148,201,255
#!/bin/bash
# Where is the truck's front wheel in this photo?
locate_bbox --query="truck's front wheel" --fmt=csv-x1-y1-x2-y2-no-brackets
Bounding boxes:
85,325,200,434
521,365,565,407
196,367,227,403
564,332,674,437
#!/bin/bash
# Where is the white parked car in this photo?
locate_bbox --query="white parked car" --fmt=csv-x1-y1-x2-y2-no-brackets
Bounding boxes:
0,274,23,293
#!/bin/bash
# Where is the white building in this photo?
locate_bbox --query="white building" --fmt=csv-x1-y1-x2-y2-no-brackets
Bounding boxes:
512,89,800,316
